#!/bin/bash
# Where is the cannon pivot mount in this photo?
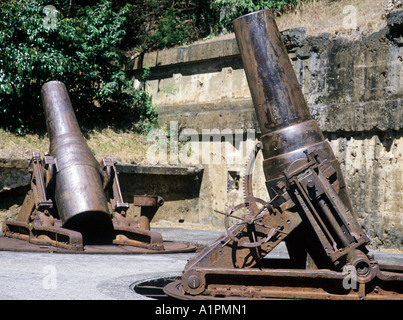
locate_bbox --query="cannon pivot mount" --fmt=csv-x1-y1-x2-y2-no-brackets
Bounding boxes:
164,146,403,300
0,81,195,254
164,10,403,299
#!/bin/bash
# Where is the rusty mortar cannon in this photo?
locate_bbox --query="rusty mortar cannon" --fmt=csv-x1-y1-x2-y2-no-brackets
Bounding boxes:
164,10,403,299
1,81,194,254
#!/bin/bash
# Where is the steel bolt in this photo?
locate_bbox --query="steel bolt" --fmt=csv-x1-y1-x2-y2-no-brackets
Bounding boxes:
187,275,201,289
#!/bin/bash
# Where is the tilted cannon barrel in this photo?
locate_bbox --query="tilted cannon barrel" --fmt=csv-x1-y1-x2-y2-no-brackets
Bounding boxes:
233,10,355,219
232,10,366,262
41,81,114,243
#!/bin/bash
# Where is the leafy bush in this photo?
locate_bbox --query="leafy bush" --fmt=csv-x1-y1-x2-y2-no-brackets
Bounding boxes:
121,0,217,52
211,0,299,33
0,0,156,134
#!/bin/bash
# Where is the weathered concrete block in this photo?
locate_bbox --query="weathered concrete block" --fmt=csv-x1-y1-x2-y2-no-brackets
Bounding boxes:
0,159,30,193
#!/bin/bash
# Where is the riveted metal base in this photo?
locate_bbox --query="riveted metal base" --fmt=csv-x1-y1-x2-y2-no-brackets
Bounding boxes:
164,264,403,300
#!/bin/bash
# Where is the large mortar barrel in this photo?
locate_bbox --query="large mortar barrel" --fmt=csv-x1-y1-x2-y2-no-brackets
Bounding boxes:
41,81,114,244
233,10,355,217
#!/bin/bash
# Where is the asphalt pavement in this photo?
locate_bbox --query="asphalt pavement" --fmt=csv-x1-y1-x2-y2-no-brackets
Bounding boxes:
0,228,223,300
0,227,402,300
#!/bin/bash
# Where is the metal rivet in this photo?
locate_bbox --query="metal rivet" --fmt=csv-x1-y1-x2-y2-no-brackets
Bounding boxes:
187,275,200,289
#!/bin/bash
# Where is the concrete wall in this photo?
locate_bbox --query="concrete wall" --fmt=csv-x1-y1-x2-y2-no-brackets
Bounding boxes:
125,11,403,250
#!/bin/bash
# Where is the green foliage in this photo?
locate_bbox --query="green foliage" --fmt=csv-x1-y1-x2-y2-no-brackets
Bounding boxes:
149,8,191,47
211,0,299,32
0,0,156,134
121,0,217,52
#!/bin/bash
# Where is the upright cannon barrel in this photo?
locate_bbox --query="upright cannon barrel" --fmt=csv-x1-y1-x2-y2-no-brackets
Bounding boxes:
233,10,355,216
41,81,113,243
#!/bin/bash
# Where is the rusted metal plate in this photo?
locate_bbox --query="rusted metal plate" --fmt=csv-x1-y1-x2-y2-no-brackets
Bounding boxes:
133,195,164,207
0,236,196,254
164,280,256,300
165,266,403,300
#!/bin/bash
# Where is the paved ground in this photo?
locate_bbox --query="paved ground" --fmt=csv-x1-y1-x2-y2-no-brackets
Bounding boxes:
0,228,223,300
0,227,402,300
